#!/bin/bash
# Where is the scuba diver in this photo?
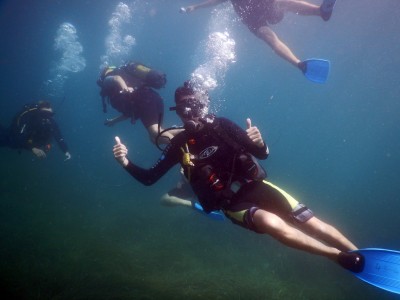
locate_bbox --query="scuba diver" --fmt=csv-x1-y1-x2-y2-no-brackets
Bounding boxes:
0,101,71,160
97,61,176,144
112,80,364,273
180,0,337,83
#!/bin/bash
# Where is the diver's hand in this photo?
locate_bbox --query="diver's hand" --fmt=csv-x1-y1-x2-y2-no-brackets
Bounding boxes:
32,147,46,159
113,136,129,167
119,87,135,94
64,151,71,161
104,118,116,127
246,118,264,148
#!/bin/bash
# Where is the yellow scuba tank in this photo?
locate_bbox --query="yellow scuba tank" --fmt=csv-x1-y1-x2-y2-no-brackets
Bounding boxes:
123,61,166,89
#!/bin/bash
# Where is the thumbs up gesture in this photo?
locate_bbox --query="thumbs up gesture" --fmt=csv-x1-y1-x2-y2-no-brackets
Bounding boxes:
245,118,264,148
113,136,129,167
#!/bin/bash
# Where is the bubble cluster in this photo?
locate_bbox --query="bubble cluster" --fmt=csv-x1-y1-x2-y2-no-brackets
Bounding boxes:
190,4,236,94
54,22,86,73
42,74,68,98
190,5,236,113
190,31,236,93
101,2,136,68
42,22,85,98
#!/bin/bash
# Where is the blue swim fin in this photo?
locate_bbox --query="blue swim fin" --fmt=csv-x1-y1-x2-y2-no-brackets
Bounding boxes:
302,59,330,83
193,202,225,221
349,248,400,294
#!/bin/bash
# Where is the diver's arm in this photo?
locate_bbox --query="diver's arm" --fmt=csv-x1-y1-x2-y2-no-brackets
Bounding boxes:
113,136,182,186
123,159,176,186
102,75,133,93
183,0,227,13
104,114,128,127
50,119,70,156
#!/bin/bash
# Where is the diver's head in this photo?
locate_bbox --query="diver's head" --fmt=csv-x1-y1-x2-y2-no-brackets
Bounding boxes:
170,81,209,120
100,65,116,78
38,101,54,116
97,66,116,87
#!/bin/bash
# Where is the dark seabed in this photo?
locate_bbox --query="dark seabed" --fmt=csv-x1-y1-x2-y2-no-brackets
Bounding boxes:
1,0,400,299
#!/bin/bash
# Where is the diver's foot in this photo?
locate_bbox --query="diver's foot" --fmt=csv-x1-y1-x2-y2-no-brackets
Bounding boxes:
297,61,307,73
160,195,192,207
337,251,365,273
320,0,337,21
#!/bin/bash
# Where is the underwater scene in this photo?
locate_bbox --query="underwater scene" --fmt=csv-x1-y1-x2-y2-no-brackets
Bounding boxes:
0,0,399,299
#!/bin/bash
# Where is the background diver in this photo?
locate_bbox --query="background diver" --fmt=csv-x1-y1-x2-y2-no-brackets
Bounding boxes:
97,61,177,145
0,100,71,160
180,0,337,83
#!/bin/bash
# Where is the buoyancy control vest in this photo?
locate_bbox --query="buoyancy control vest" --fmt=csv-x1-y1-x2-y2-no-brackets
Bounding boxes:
182,116,267,212
122,62,166,89
12,103,54,149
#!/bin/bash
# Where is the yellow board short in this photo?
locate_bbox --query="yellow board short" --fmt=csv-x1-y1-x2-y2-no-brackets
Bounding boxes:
223,180,313,233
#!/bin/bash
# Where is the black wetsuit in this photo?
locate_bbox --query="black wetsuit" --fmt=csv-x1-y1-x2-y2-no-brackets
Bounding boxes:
125,116,267,183
124,115,314,232
0,106,69,153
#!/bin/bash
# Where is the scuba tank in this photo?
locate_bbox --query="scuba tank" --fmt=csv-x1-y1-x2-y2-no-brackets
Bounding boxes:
97,66,117,113
123,61,166,89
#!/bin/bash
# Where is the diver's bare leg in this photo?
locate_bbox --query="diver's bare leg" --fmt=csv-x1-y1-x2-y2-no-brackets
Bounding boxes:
253,209,340,260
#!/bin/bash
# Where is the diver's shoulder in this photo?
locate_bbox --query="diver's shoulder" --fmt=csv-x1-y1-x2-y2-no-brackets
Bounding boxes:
215,116,236,127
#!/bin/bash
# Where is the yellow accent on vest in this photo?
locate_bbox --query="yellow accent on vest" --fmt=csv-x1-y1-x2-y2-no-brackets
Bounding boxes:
135,64,150,74
181,143,194,181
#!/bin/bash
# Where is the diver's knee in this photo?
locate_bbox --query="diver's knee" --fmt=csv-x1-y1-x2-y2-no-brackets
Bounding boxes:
256,26,277,43
253,210,286,234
